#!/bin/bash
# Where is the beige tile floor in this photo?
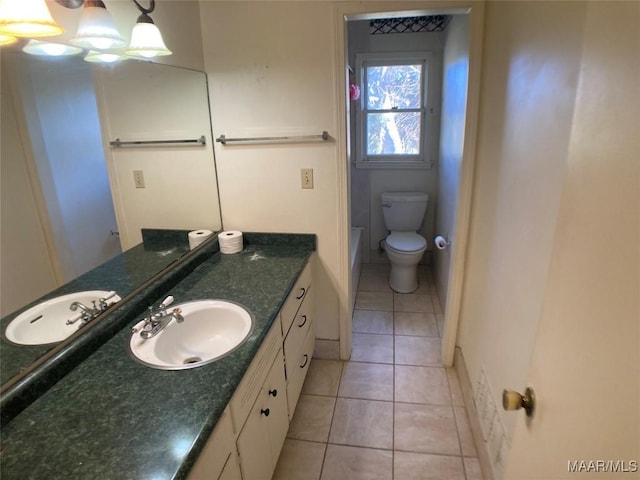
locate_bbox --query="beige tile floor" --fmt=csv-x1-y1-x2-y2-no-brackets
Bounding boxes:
273,264,484,480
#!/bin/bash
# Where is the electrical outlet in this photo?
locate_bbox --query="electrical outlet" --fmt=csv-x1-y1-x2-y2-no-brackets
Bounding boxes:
301,168,314,189
133,170,145,189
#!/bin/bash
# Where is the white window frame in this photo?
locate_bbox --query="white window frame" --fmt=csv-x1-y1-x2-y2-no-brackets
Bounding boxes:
354,52,435,169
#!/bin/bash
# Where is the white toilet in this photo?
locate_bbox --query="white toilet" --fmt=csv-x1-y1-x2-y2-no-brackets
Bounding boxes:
381,192,429,293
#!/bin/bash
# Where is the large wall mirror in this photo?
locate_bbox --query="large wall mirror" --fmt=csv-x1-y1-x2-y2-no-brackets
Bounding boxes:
0,51,222,389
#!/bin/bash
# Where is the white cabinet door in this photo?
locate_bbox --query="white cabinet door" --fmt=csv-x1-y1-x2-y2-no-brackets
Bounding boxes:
237,350,289,480
236,400,272,480
263,353,288,463
218,456,242,480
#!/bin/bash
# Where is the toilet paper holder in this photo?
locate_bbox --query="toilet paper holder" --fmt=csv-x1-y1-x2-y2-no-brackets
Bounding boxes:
434,234,452,250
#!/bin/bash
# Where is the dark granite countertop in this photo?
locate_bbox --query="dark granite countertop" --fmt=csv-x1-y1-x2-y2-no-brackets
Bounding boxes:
0,233,315,480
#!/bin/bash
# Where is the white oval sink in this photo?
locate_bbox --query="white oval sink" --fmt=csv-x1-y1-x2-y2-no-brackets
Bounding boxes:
4,290,121,346
128,300,254,370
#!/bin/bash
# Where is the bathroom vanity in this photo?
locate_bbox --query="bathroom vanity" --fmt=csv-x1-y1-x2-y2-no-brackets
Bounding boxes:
0,233,316,480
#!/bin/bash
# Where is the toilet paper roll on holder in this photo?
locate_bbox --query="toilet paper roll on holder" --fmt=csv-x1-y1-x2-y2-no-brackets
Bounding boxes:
434,234,452,250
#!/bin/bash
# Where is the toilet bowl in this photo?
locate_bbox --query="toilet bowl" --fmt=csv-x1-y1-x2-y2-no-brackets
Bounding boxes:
381,192,429,293
385,232,427,293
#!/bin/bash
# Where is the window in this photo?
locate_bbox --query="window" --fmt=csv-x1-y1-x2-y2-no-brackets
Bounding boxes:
355,53,434,168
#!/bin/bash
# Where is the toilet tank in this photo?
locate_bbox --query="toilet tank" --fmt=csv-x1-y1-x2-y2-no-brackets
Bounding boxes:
381,192,429,231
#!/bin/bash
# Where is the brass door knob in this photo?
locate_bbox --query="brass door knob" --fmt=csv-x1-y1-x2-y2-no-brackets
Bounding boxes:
503,387,535,417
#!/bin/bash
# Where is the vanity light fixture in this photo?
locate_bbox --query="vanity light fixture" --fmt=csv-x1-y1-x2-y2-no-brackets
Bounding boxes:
23,39,83,56
0,0,64,37
125,0,171,58
84,50,125,63
70,0,125,50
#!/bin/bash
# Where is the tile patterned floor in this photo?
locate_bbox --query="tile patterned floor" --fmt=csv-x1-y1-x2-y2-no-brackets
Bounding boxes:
272,264,484,480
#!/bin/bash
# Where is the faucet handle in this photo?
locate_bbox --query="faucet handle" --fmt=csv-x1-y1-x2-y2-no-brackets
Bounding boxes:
159,296,174,308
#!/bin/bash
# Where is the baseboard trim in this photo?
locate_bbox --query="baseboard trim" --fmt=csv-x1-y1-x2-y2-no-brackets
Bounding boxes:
454,347,495,480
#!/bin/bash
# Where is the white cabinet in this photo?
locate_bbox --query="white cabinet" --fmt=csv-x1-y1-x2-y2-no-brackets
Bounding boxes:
280,262,314,419
187,407,241,480
236,350,288,480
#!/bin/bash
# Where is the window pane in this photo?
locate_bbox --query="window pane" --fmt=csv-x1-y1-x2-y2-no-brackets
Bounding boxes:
366,112,421,155
366,64,422,110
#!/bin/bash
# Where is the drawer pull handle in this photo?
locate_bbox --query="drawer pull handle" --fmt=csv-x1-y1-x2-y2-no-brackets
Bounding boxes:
300,354,309,369
298,315,308,328
260,408,270,417
296,287,306,300
268,389,278,397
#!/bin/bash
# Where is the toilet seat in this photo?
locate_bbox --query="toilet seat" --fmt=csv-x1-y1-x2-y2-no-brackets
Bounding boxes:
386,232,427,253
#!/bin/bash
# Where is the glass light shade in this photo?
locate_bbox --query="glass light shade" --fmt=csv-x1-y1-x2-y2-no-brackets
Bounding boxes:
0,0,63,37
0,33,17,45
125,21,171,58
71,3,125,50
84,50,125,63
23,39,82,56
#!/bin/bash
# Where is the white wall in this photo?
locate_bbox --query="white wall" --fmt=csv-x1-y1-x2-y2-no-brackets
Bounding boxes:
0,61,59,316
200,1,342,340
505,2,640,477
95,61,222,249
11,55,121,281
433,14,468,307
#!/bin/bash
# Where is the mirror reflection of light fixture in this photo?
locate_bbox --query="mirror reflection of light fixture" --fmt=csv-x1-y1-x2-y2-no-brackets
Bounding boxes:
0,0,64,37
125,0,171,58
23,39,82,56
70,0,125,50
84,50,125,63
0,33,17,45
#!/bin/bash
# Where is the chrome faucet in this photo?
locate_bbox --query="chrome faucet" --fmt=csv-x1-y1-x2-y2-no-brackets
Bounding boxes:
68,301,96,324
67,291,119,326
133,295,184,339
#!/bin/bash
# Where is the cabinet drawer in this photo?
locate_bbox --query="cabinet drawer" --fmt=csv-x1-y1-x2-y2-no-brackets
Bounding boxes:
230,320,282,432
283,295,312,370
286,325,315,418
280,262,312,337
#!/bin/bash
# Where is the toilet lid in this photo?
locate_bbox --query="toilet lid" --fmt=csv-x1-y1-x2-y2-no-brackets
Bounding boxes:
386,232,427,252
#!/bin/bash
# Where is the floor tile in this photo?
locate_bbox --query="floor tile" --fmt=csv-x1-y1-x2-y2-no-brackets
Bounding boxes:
329,398,393,449
395,403,461,456
394,293,434,313
352,333,394,364
394,451,466,480
320,444,392,480
302,359,343,397
353,310,394,335
394,311,439,337
395,336,442,366
287,394,335,443
272,439,326,480
355,291,393,311
464,457,485,480
358,271,392,293
454,406,477,457
339,362,394,401
395,365,451,405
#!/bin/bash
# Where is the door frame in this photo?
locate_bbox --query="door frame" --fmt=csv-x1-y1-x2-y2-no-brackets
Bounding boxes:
333,1,485,364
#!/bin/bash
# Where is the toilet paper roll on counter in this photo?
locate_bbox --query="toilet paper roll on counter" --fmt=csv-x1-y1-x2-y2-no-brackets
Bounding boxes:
219,230,244,254
189,230,213,250
434,235,451,250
